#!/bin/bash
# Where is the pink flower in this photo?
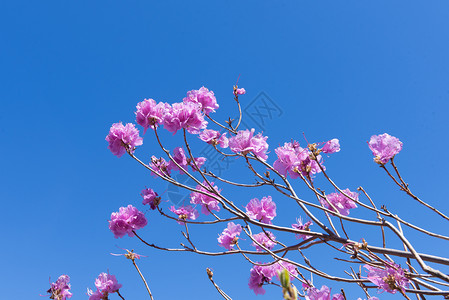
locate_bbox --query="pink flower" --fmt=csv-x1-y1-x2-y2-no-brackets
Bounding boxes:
94,272,122,293
162,102,207,134
321,139,340,154
292,217,313,240
248,265,274,295
190,181,221,215
272,262,298,280
364,262,409,294
368,133,403,164
235,88,246,95
305,285,343,300
47,275,72,300
135,99,170,133
87,288,103,300
105,122,143,157
141,188,160,210
245,196,276,224
199,129,229,148
229,129,269,160
167,147,206,174
320,189,358,216
169,205,199,224
218,222,242,250
183,86,219,115
252,231,276,251
149,156,171,177
273,141,323,179
109,205,147,238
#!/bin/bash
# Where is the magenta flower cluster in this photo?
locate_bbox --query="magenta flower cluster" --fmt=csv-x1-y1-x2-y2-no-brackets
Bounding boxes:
229,129,269,161
190,181,221,215
47,275,72,300
319,189,358,216
183,86,219,115
292,217,313,240
199,129,229,148
109,205,147,238
273,141,324,179
135,99,170,133
248,262,298,295
105,123,143,158
169,205,199,225
87,272,122,300
368,133,403,164
245,196,276,224
141,188,159,210
304,285,344,300
365,262,409,294
167,147,206,174
251,231,276,251
218,222,242,250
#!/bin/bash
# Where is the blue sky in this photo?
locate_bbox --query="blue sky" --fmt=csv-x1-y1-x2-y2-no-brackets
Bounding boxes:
1,1,449,299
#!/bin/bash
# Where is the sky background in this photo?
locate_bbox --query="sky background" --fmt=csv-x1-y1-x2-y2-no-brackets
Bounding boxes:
1,1,449,299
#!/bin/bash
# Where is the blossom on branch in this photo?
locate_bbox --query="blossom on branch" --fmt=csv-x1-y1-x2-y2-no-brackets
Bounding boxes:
46,275,72,300
183,86,219,115
251,231,276,251
319,189,358,216
248,264,274,295
273,141,323,179
229,129,269,160
190,181,221,215
105,122,143,157
87,272,122,300
199,129,229,148
305,285,343,300
368,133,403,164
135,99,170,133
292,217,313,240
109,205,147,238
149,156,171,177
141,188,160,210
169,205,199,224
245,196,276,224
217,222,242,250
162,102,207,134
364,262,409,294
167,147,206,174
321,139,340,154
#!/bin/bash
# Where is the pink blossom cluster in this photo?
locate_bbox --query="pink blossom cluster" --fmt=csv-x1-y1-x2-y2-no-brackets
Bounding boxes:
245,196,276,224
162,101,208,134
368,133,403,164
183,86,219,115
273,141,324,179
365,262,409,294
199,129,229,148
167,147,206,174
292,218,313,240
319,189,358,216
87,272,122,300
304,284,344,300
190,181,221,215
141,188,160,210
47,275,72,300
149,156,171,177
135,99,170,133
251,231,276,251
105,122,143,157
109,205,147,238
248,262,298,295
217,222,242,250
169,205,199,224
229,129,269,161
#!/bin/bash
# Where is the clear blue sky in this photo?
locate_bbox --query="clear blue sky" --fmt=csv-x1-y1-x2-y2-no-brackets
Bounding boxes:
1,1,449,299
